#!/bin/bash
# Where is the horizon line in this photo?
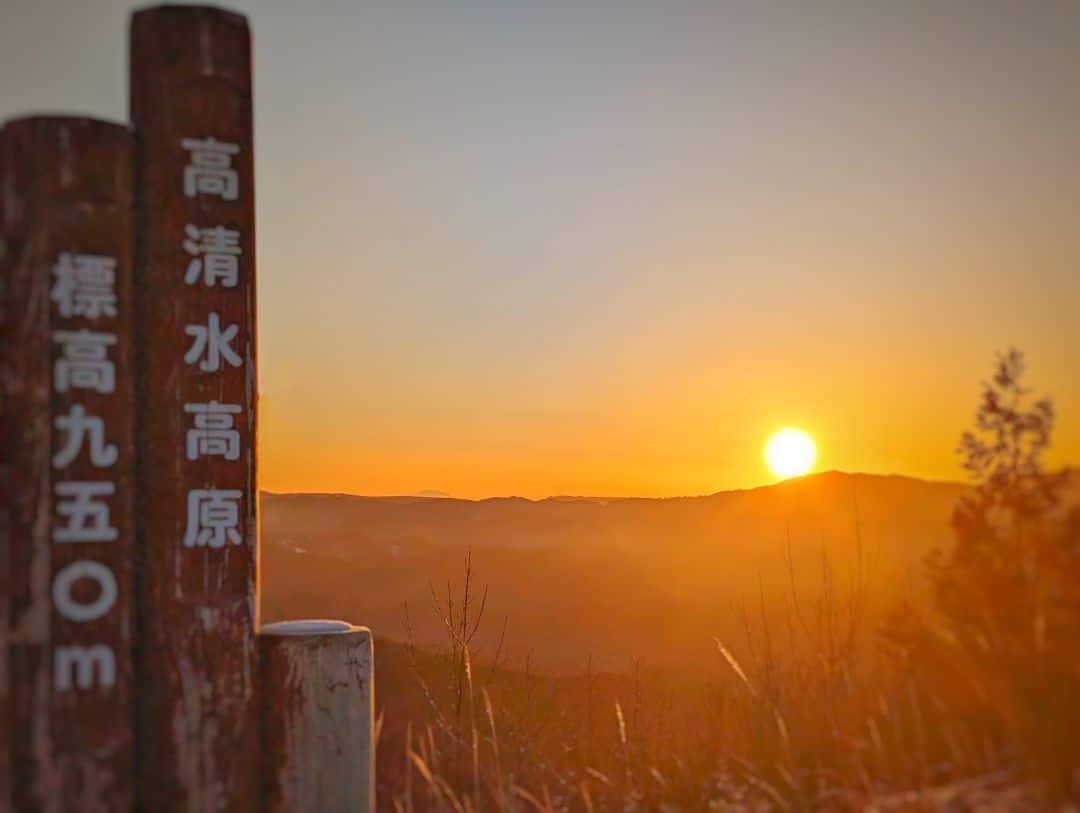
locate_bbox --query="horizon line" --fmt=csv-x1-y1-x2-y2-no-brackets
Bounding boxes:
259,469,975,504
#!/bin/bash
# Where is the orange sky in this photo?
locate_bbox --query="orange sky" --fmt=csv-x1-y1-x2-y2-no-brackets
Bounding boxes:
4,2,1079,498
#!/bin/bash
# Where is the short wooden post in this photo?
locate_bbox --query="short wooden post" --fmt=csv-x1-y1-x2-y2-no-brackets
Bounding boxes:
259,621,375,813
1,117,136,810
130,5,259,809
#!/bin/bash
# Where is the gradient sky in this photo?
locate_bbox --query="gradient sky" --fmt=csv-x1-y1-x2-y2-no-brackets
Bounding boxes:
3,2,1078,498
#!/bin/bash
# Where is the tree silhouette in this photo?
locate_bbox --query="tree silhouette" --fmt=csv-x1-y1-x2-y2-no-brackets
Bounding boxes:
930,349,1072,653
927,349,1079,798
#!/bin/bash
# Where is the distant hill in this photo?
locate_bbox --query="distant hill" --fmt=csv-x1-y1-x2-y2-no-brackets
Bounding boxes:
262,472,968,672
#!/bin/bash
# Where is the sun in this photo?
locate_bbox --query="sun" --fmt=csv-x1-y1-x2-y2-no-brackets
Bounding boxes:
764,427,816,479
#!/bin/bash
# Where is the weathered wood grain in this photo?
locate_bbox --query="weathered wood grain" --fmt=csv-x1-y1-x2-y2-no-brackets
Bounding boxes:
0,121,10,813
259,622,374,813
1,116,136,812
130,6,259,810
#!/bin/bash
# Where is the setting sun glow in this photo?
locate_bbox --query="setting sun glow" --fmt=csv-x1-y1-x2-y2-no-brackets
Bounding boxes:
764,428,817,479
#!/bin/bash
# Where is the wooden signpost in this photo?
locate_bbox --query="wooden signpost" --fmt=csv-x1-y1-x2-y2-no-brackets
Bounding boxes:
1,117,136,811
1,7,375,811
130,6,259,810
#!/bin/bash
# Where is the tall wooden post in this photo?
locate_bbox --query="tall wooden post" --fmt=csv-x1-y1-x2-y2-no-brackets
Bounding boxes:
0,122,11,813
130,6,259,810
1,117,136,811
259,621,375,813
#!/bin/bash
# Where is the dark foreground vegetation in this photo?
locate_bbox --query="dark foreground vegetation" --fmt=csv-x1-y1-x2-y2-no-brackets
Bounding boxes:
369,351,1078,811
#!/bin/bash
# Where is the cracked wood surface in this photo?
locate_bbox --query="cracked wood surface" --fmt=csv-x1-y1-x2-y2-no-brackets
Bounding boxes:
260,624,374,813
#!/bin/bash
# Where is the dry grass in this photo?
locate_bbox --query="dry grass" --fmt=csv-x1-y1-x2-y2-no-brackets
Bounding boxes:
374,538,1075,811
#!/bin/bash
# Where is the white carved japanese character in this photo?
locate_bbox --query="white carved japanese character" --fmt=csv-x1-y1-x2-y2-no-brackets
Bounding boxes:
184,402,242,461
184,312,241,372
184,489,242,548
183,224,241,287
53,481,117,543
53,330,117,394
181,137,240,200
51,253,118,319
53,404,118,469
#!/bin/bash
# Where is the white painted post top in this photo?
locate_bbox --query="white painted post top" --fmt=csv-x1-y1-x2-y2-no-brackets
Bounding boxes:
259,619,369,636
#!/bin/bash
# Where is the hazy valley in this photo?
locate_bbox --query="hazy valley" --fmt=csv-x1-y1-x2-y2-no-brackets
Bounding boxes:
262,471,965,673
